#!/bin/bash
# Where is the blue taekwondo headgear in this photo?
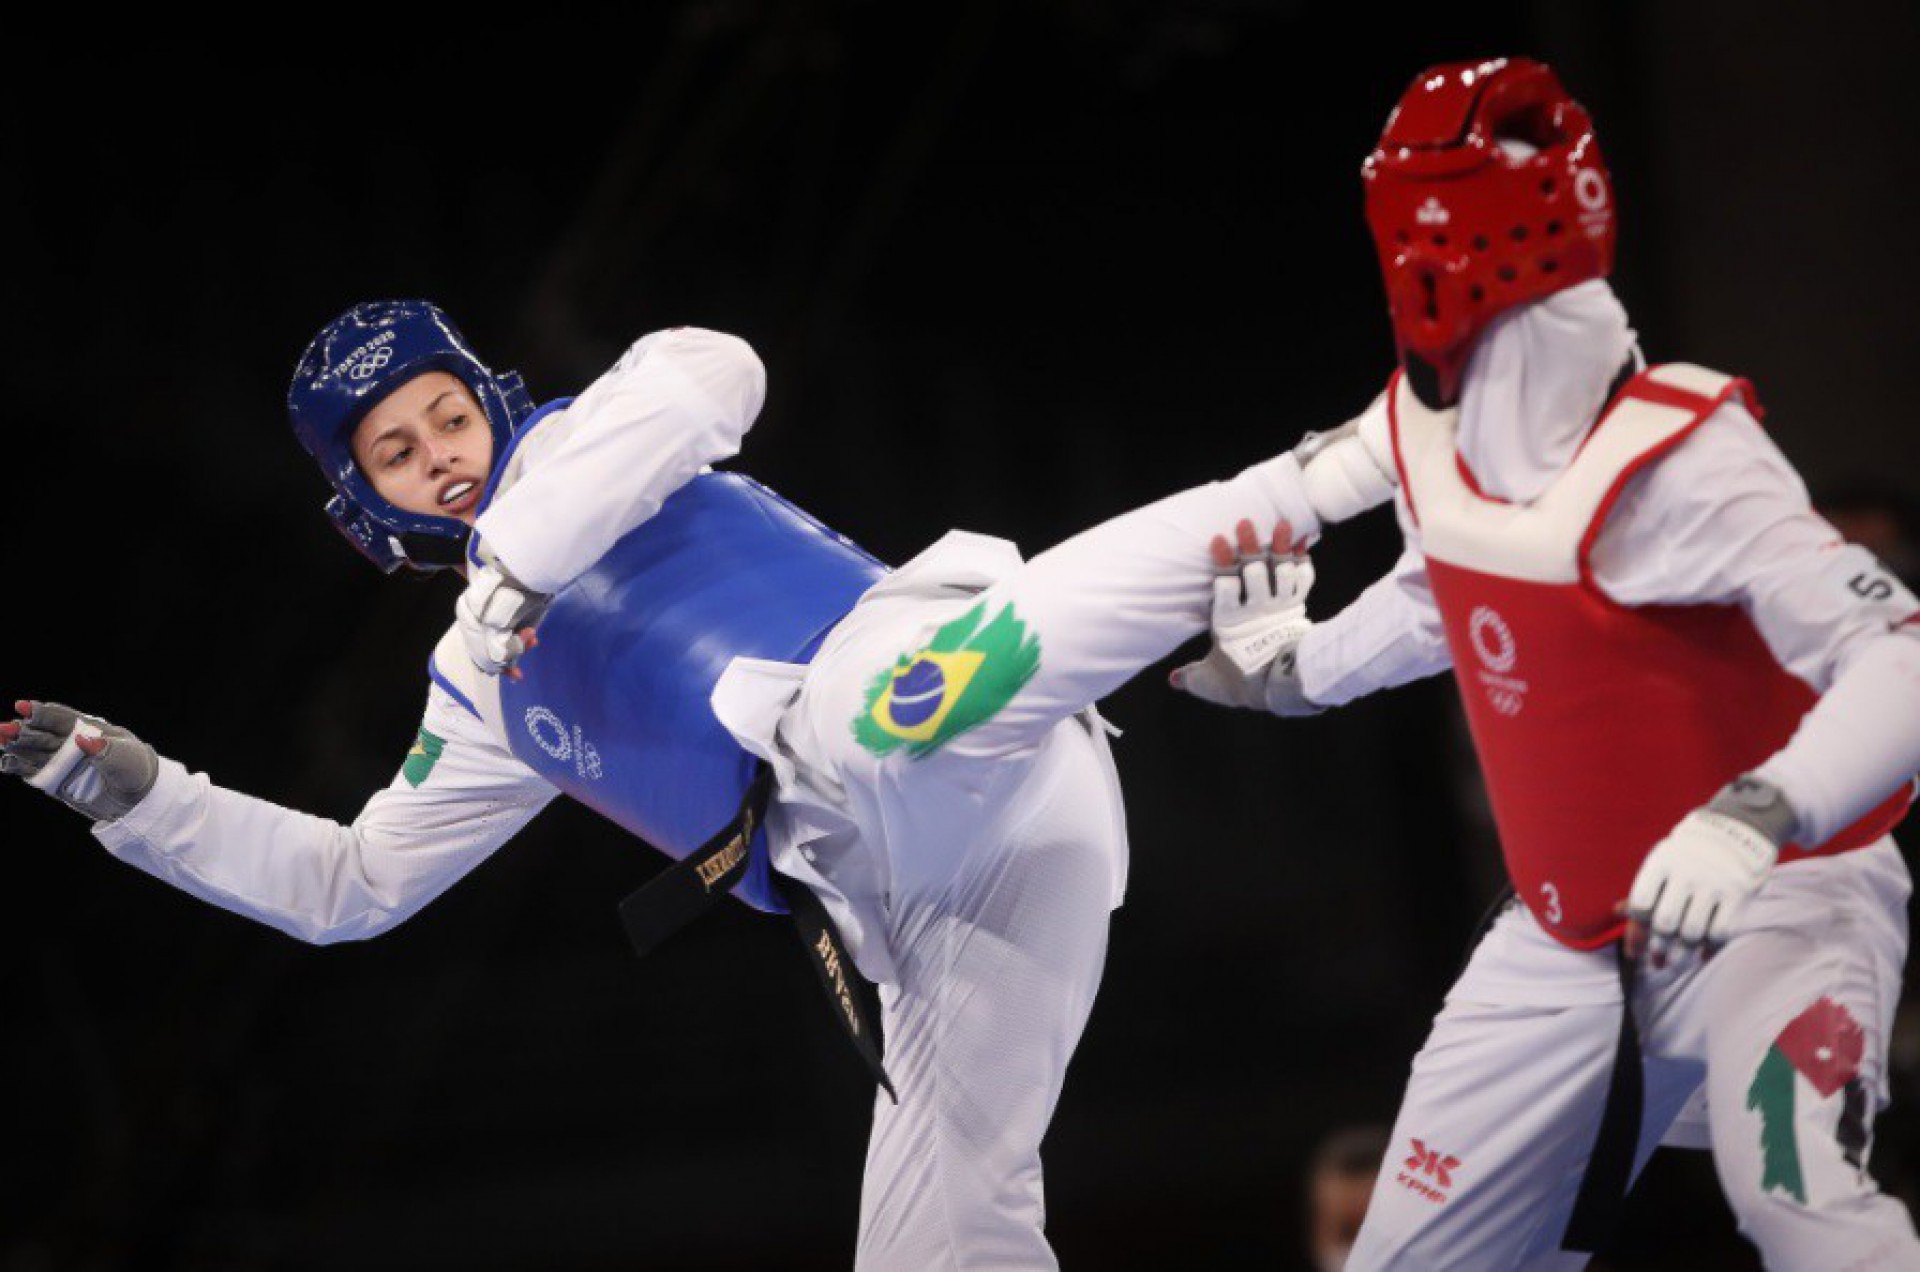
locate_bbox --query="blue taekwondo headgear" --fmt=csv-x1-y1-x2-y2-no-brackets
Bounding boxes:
288,300,536,573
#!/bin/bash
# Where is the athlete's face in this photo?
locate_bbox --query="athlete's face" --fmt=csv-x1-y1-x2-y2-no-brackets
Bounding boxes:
351,372,494,525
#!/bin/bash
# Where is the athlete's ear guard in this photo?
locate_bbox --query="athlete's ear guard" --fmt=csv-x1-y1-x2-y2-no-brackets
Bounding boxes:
495,370,535,429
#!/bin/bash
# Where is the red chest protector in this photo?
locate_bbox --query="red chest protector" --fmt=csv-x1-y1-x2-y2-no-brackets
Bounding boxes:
1389,363,1910,949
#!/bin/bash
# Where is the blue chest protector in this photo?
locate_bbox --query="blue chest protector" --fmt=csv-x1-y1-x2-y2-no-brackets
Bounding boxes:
487,406,887,913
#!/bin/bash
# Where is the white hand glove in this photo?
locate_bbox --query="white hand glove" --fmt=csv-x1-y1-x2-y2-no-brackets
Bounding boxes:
1625,776,1796,964
1171,519,1318,714
456,562,551,677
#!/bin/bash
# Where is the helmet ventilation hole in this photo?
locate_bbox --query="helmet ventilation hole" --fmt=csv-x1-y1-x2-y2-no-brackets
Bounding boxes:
1546,220,1564,236
1472,234,1490,251
1497,265,1518,283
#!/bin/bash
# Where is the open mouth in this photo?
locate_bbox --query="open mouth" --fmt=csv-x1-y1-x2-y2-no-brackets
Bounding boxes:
438,479,479,514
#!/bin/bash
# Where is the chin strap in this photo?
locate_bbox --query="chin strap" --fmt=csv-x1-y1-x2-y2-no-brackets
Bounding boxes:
397,527,474,572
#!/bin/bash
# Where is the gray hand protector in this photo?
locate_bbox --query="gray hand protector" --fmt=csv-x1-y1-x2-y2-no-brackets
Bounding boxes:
2,701,159,821
1706,774,1800,847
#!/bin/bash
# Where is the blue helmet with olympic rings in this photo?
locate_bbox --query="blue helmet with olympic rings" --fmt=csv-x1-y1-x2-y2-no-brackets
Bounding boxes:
288,300,535,572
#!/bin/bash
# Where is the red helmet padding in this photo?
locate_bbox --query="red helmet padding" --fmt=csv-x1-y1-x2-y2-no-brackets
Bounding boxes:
1362,58,1617,404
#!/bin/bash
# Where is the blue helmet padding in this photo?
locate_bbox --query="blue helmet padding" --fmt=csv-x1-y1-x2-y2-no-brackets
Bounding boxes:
288,300,534,572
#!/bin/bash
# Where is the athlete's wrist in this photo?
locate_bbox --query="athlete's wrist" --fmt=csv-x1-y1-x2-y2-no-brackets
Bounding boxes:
1262,641,1324,717
1706,774,1799,850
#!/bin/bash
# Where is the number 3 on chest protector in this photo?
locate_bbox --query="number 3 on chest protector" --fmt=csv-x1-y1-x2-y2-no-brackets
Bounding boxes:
1540,882,1564,926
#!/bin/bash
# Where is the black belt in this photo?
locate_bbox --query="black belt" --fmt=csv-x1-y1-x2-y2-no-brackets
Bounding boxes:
1456,890,1642,1254
1562,945,1642,1253
617,766,896,1102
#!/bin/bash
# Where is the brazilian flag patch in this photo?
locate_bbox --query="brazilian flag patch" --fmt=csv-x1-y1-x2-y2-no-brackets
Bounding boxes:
854,600,1041,758
402,727,445,788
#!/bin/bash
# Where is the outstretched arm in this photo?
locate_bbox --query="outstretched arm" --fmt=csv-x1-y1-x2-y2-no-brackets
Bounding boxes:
2,690,556,945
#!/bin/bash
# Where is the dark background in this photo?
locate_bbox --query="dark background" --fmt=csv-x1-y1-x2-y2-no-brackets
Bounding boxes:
5,3,1918,1268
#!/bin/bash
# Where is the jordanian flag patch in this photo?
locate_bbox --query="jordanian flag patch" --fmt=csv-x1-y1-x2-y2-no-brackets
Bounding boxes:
402,727,446,788
855,600,1041,758
1746,996,1868,1204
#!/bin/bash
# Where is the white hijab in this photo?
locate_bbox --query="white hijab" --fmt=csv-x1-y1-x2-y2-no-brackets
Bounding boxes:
1454,274,1642,505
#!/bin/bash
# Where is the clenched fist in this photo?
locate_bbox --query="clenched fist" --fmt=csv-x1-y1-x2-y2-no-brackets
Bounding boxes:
456,562,549,678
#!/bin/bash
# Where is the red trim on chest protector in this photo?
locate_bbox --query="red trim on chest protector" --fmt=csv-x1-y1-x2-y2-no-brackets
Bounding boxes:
1386,365,1762,530
1574,372,1757,593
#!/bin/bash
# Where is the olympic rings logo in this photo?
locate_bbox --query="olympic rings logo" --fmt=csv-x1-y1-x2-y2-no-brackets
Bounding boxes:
524,705,604,781
346,345,395,380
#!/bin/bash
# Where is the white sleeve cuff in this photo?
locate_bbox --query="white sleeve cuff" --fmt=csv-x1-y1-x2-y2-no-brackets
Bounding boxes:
94,757,203,854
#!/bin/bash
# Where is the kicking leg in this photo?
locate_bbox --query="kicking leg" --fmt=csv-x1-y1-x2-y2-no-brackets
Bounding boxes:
846,456,1306,764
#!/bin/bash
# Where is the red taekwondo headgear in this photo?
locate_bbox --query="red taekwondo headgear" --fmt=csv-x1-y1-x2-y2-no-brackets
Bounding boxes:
1362,58,1617,405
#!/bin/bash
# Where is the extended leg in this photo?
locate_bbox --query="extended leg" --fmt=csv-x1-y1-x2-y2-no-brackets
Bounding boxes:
845,456,1305,764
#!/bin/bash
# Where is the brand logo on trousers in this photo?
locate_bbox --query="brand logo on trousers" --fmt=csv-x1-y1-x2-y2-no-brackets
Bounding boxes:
1397,1138,1462,1205
1467,605,1527,716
